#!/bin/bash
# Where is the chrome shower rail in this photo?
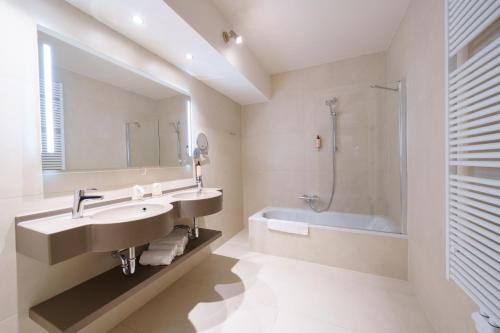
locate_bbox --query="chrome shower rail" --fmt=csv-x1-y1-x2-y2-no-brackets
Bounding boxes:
369,84,399,92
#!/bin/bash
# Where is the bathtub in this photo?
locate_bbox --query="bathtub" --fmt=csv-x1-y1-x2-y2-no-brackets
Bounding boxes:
249,207,408,279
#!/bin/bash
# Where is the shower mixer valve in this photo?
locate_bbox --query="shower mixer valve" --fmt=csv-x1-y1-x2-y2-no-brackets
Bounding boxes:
299,194,320,203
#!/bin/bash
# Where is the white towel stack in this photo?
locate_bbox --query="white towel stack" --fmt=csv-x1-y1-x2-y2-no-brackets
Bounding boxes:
139,247,177,266
139,229,189,266
149,228,189,255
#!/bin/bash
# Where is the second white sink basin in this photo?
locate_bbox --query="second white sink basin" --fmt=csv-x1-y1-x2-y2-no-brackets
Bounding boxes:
171,189,222,218
91,203,170,223
171,189,221,200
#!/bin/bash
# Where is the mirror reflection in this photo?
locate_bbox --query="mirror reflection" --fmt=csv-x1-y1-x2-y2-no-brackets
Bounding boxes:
37,32,191,171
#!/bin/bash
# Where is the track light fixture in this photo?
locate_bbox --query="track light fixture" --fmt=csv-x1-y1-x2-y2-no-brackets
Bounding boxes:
222,30,242,44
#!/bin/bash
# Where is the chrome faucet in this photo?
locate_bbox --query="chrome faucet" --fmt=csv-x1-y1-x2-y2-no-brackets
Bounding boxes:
196,175,203,193
195,161,203,193
72,188,104,219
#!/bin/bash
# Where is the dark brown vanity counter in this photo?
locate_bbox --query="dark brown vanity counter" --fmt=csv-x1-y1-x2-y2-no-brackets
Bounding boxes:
29,228,222,333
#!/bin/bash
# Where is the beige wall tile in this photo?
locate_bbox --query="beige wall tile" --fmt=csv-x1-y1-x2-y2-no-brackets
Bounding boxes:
242,52,402,227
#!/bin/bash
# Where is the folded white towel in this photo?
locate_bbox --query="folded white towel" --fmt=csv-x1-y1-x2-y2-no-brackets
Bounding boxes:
267,219,309,235
149,228,189,256
139,246,177,266
149,242,179,253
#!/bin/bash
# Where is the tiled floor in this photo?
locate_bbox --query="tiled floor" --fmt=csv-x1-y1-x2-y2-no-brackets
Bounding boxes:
111,230,435,333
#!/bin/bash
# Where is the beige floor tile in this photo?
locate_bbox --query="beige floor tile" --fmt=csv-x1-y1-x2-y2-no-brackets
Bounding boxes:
0,314,47,333
272,309,355,333
223,228,250,248
214,242,252,259
121,280,230,332
202,302,279,333
116,229,434,333
108,324,137,333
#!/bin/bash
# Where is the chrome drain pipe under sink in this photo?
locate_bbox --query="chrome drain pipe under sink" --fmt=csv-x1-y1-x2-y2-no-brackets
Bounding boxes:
175,217,199,240
112,247,136,276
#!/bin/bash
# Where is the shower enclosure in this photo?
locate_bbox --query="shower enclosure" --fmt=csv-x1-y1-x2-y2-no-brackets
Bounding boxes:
126,120,160,168
246,57,408,277
370,80,407,234
299,80,408,235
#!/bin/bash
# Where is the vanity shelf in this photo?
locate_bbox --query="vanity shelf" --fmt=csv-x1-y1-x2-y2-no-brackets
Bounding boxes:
29,228,222,333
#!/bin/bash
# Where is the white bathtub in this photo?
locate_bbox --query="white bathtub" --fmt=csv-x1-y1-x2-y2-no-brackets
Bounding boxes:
249,207,408,279
257,207,400,234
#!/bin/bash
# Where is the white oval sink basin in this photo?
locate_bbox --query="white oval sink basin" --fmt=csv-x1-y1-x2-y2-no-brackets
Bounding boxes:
90,203,169,223
171,190,221,200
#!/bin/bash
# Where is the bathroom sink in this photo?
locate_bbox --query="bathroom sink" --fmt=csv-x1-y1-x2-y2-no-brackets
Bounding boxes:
16,199,176,263
171,189,223,218
89,201,175,252
171,189,221,200
90,203,169,223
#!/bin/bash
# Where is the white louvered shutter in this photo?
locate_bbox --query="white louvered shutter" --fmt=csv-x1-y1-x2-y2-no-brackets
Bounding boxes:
40,81,65,171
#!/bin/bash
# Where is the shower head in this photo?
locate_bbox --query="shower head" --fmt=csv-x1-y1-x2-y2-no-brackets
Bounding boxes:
325,98,337,115
325,98,337,107
170,120,181,133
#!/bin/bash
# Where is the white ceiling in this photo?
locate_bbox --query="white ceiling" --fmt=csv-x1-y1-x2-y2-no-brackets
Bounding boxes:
64,0,409,104
39,32,181,100
213,0,410,74
66,0,269,105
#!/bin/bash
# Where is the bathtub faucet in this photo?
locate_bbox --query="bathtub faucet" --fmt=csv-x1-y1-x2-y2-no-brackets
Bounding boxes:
299,194,320,203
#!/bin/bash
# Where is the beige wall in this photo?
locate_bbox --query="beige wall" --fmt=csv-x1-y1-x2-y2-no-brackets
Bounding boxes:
0,0,243,331
386,0,478,332
242,52,402,231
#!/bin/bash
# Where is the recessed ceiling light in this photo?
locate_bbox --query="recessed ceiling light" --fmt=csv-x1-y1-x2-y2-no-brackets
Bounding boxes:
235,35,243,44
185,53,193,60
132,15,143,25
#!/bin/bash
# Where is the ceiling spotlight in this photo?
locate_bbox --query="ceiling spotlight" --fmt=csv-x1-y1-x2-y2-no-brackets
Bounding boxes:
132,15,143,25
185,53,193,60
222,30,242,44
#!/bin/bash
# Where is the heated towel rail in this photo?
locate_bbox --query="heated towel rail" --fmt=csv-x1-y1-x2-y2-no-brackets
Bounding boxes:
445,0,500,330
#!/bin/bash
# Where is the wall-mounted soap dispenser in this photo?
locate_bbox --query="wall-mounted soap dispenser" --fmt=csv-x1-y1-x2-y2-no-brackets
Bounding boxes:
315,135,322,151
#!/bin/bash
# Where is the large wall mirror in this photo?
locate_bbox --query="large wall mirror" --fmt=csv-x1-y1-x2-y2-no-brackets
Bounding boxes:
37,31,192,173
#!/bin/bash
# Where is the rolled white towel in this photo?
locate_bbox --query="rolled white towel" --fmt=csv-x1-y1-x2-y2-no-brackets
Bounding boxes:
139,245,177,266
267,219,309,235
149,229,188,256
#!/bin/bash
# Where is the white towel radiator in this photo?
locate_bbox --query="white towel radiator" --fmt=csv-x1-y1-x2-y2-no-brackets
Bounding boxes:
445,0,500,331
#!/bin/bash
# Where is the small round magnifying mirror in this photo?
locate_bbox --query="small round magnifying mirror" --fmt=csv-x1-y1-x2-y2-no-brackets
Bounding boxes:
196,133,209,153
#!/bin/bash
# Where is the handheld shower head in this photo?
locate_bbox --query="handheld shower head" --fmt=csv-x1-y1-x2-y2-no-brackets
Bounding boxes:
306,97,338,213
325,98,336,107
325,98,337,115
